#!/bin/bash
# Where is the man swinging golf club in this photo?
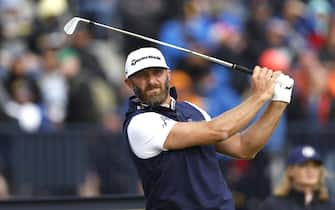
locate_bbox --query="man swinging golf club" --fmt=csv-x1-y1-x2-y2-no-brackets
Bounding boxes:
122,47,293,210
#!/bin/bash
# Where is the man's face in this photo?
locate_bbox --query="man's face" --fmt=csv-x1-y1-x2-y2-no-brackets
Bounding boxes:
126,68,170,106
288,161,322,189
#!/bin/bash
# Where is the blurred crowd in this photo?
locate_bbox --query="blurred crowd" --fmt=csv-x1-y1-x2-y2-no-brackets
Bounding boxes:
0,0,335,209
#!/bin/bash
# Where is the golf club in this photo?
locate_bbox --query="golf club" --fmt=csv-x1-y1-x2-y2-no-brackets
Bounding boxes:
64,17,253,74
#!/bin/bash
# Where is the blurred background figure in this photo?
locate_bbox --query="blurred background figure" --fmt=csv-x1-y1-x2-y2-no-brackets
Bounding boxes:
259,145,335,210
288,49,335,126
38,35,68,129
170,69,204,108
2,50,44,132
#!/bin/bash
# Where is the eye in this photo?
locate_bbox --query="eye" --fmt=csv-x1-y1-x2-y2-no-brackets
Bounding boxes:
153,69,164,76
134,71,148,79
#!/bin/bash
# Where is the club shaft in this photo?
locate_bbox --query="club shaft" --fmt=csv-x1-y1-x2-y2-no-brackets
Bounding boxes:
90,20,252,74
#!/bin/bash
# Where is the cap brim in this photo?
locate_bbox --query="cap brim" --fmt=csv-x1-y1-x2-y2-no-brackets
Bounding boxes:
127,66,169,79
288,158,323,166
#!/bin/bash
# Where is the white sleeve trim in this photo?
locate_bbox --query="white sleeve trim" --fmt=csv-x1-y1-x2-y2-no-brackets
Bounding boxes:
184,101,212,121
127,112,177,159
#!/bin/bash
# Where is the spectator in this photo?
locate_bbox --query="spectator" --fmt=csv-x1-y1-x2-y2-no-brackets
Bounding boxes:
66,24,109,82
243,1,272,67
259,145,335,210
170,69,204,108
288,50,335,125
319,19,335,71
39,46,68,127
119,0,180,54
58,48,99,123
158,0,211,68
2,51,44,132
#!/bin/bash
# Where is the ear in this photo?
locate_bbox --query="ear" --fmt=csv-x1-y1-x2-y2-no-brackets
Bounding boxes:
125,79,132,89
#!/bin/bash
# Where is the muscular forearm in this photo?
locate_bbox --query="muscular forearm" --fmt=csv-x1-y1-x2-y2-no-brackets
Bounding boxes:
208,94,267,140
166,67,284,151
165,94,267,150
239,101,287,157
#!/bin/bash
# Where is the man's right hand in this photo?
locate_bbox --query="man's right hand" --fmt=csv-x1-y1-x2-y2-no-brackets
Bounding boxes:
251,66,281,102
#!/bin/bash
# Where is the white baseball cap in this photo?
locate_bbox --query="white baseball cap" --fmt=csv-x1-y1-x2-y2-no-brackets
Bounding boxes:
125,47,169,79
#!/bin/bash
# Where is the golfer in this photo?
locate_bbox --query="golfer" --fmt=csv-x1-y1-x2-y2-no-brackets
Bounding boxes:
123,47,294,210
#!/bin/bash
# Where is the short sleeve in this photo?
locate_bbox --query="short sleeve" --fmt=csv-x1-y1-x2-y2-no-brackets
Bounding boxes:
127,112,177,159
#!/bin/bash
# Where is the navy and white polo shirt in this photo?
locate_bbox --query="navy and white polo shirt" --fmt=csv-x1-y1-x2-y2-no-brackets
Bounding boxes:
123,93,234,210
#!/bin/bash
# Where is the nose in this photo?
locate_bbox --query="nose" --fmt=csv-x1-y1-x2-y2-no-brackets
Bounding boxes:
146,71,159,84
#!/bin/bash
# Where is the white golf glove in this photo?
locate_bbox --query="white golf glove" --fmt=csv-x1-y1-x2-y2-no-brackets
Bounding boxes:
272,73,294,103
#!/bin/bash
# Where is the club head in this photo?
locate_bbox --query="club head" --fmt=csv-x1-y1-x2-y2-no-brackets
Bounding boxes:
64,17,90,35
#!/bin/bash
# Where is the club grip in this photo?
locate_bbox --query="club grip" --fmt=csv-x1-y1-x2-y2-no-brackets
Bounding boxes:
232,64,253,74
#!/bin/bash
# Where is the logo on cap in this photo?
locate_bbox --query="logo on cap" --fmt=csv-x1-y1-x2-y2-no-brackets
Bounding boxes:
302,146,316,158
125,47,169,79
131,55,162,66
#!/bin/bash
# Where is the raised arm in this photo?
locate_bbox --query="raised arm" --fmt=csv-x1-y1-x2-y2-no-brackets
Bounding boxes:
215,101,287,159
163,67,281,150
215,74,294,159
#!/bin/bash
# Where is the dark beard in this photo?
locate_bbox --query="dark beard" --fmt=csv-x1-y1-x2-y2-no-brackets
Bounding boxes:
132,79,170,107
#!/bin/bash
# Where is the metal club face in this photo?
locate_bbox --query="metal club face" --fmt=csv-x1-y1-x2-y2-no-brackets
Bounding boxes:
64,17,89,35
